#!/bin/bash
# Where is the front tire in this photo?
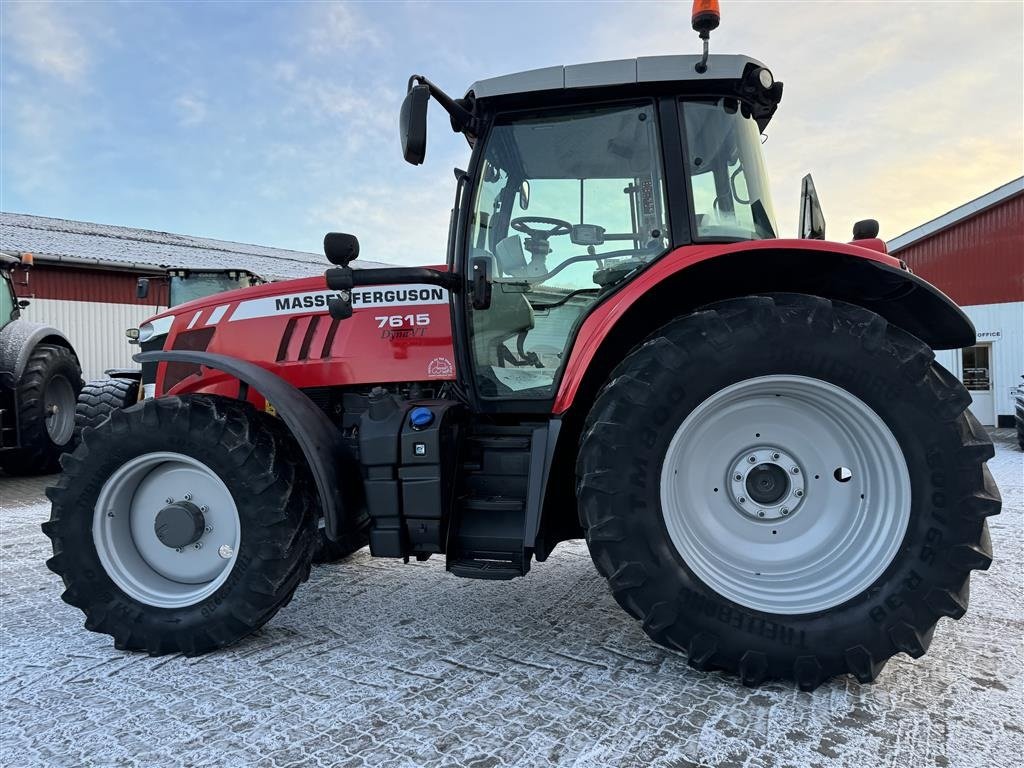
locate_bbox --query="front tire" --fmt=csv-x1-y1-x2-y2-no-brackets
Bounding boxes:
43,395,318,655
577,294,1000,689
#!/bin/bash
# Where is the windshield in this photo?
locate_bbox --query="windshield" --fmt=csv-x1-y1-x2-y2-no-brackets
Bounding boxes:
467,101,668,398
169,273,254,306
682,99,778,240
0,271,15,326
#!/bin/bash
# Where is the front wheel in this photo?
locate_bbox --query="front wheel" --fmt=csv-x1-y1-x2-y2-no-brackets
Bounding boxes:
577,294,1000,689
43,395,318,655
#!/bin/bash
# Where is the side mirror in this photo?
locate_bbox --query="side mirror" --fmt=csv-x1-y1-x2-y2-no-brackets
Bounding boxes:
400,84,430,165
518,180,530,210
324,232,360,266
799,174,826,240
852,219,879,240
136,277,150,299
470,256,493,310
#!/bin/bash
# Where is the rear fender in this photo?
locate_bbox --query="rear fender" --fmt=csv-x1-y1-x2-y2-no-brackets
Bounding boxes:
554,241,975,415
135,350,354,543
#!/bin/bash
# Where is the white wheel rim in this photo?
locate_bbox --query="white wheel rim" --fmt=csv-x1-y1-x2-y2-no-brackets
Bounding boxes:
659,375,911,615
93,452,241,609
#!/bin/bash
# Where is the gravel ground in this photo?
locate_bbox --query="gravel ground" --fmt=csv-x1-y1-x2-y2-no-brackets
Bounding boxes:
1,430,1021,768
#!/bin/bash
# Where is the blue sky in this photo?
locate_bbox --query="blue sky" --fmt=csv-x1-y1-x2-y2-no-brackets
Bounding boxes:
2,1,1022,265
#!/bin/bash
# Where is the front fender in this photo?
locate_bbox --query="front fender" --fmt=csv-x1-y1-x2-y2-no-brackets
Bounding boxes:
554,240,975,414
0,319,78,388
135,350,354,544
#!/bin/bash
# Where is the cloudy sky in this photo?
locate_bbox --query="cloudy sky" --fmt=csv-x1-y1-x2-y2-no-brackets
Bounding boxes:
2,1,1021,265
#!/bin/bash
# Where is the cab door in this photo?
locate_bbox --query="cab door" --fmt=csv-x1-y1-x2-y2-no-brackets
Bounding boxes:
460,100,670,406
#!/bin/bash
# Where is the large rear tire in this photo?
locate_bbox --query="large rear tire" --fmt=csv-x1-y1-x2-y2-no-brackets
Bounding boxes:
43,395,318,655
0,344,82,475
577,294,1000,689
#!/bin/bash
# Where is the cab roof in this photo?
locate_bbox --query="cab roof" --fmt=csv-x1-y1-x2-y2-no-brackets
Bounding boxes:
467,54,768,100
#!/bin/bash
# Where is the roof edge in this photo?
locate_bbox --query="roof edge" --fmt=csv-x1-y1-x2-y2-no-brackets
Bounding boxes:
888,177,1024,253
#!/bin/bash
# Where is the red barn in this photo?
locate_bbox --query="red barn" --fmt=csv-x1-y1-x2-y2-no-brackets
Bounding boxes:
889,177,1023,427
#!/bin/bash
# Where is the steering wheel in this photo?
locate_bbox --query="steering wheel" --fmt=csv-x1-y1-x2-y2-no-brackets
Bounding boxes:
511,216,572,240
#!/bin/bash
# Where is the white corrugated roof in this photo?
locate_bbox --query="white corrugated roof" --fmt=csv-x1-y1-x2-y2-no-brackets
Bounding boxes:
0,212,390,281
888,177,1024,253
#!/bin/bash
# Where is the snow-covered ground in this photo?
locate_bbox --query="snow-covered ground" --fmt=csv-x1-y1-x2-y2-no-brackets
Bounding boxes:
1,432,1021,767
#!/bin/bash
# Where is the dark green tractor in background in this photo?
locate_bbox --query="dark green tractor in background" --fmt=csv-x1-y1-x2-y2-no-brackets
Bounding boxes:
0,252,82,475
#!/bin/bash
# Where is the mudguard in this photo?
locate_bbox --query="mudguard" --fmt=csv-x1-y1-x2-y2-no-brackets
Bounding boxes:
135,350,352,542
554,240,976,414
0,319,77,389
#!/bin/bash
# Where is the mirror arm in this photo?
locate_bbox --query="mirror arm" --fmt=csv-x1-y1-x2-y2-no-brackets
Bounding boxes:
408,74,480,134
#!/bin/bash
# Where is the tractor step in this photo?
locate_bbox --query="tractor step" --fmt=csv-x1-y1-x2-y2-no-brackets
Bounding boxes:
449,556,525,581
447,425,550,580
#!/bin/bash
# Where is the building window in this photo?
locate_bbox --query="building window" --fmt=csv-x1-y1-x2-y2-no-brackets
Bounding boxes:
961,345,991,391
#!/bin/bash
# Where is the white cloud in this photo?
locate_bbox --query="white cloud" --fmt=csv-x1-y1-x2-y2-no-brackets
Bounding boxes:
1,1,90,83
305,2,382,55
174,93,208,127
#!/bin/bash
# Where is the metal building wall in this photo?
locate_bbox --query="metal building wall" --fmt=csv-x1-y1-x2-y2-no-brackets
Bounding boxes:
894,192,1023,306
22,299,167,380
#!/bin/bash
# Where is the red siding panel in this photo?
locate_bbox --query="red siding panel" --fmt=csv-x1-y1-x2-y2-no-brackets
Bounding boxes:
895,193,1023,306
9,265,169,306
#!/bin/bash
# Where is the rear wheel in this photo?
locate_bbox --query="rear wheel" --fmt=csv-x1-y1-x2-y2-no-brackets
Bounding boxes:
74,377,140,442
43,395,318,655
0,344,82,475
577,294,1000,689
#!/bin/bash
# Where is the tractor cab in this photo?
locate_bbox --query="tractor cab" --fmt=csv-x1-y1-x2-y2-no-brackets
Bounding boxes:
394,53,783,401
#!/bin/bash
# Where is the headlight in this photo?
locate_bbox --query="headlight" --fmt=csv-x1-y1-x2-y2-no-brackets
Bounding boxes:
757,68,774,90
138,315,175,343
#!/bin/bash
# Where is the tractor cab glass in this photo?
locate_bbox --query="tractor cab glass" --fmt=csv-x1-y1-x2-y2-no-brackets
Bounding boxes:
169,272,258,306
466,101,668,399
0,269,15,325
682,98,777,240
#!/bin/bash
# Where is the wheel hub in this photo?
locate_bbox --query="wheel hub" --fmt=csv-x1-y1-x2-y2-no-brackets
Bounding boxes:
728,447,804,520
659,375,911,615
154,500,206,549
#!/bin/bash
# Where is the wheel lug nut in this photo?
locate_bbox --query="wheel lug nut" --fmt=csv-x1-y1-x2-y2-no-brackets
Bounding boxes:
175,547,182,553
772,452,780,460
734,473,743,481
738,497,746,504
757,511,765,517
165,497,174,504
200,506,208,514
781,508,790,516
795,489,804,497
193,542,203,550
204,525,212,533
184,492,193,501
748,456,757,464
791,467,800,474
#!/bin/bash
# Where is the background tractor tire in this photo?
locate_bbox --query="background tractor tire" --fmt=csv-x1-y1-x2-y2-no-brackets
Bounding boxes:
577,293,1000,690
43,395,318,656
74,377,140,443
0,344,82,475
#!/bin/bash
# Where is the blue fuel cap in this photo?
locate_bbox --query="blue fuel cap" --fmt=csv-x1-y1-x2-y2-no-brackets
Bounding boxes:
409,407,434,430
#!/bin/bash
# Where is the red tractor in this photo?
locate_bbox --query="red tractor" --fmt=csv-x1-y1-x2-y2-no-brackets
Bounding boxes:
44,9,999,689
